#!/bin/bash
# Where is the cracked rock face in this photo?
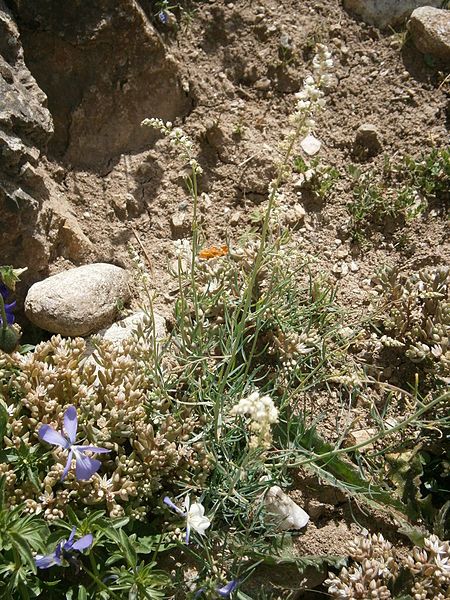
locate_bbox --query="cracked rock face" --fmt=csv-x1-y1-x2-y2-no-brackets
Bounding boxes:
10,0,191,168
0,0,54,285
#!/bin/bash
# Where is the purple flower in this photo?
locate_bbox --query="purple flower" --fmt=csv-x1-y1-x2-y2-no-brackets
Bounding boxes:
217,581,239,597
0,283,15,326
158,10,168,23
195,580,239,598
35,527,93,569
39,405,109,481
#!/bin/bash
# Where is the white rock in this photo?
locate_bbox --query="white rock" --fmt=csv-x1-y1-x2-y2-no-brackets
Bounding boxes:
25,263,131,336
300,134,321,156
408,7,450,62
332,261,349,277
343,0,442,29
264,486,310,530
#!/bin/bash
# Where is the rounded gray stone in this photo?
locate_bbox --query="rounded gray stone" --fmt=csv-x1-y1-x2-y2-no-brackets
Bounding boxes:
343,0,442,29
408,7,450,62
25,263,131,336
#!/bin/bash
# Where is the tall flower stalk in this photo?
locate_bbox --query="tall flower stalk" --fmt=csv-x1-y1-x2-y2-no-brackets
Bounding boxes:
213,44,334,437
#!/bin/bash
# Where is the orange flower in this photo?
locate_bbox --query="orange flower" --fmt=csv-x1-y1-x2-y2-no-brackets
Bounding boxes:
198,245,228,260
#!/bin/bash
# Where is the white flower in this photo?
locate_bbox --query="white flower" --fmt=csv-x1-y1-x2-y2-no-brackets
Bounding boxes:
184,496,211,540
164,495,211,543
230,391,278,449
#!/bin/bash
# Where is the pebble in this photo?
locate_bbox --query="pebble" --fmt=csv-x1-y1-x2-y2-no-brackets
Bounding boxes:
345,428,377,450
353,123,382,158
336,247,349,259
92,311,166,348
332,261,349,277
264,486,309,530
300,134,322,156
25,263,131,336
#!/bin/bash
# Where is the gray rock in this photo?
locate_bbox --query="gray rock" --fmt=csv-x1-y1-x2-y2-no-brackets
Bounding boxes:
343,0,442,29
353,123,382,158
25,263,131,336
408,7,450,62
96,311,166,347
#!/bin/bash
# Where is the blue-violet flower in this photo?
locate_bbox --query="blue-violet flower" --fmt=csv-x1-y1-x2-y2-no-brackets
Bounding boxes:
0,283,15,326
35,527,93,569
39,405,109,480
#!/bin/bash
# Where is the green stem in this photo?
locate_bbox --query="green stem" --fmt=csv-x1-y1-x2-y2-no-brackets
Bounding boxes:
213,115,309,439
0,295,8,333
84,553,122,600
269,390,449,469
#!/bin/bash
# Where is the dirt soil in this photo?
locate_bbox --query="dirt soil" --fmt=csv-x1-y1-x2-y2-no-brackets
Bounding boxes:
16,0,450,590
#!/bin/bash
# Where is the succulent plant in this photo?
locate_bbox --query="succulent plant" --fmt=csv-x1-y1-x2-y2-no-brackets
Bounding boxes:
373,266,449,379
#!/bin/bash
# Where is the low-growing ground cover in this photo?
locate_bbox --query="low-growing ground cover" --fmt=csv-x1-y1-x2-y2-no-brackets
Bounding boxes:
1,4,450,599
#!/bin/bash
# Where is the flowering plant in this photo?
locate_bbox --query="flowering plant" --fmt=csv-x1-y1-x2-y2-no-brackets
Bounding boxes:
164,495,211,543
35,527,93,569
38,405,109,481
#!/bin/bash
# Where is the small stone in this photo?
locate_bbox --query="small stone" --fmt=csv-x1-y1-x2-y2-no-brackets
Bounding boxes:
345,428,377,450
408,7,450,62
339,326,355,339
300,134,321,156
171,212,187,234
285,203,306,225
58,216,94,262
332,261,349,277
254,77,271,91
264,486,310,530
25,263,131,336
336,247,349,259
350,260,359,272
230,211,241,225
111,194,127,218
353,123,382,158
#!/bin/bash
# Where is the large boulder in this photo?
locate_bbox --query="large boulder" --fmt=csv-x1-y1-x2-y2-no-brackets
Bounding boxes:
408,7,450,62
343,0,443,29
25,263,131,336
9,0,191,168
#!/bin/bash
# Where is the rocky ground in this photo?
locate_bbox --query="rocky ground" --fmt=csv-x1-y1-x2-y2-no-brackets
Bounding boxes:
0,1,449,595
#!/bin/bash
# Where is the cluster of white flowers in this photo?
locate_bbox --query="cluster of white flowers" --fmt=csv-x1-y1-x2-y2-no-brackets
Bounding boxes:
173,238,193,271
290,44,333,132
230,391,279,449
141,118,203,174
129,245,150,287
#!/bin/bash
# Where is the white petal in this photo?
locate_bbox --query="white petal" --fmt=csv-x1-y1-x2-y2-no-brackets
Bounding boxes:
187,503,211,535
